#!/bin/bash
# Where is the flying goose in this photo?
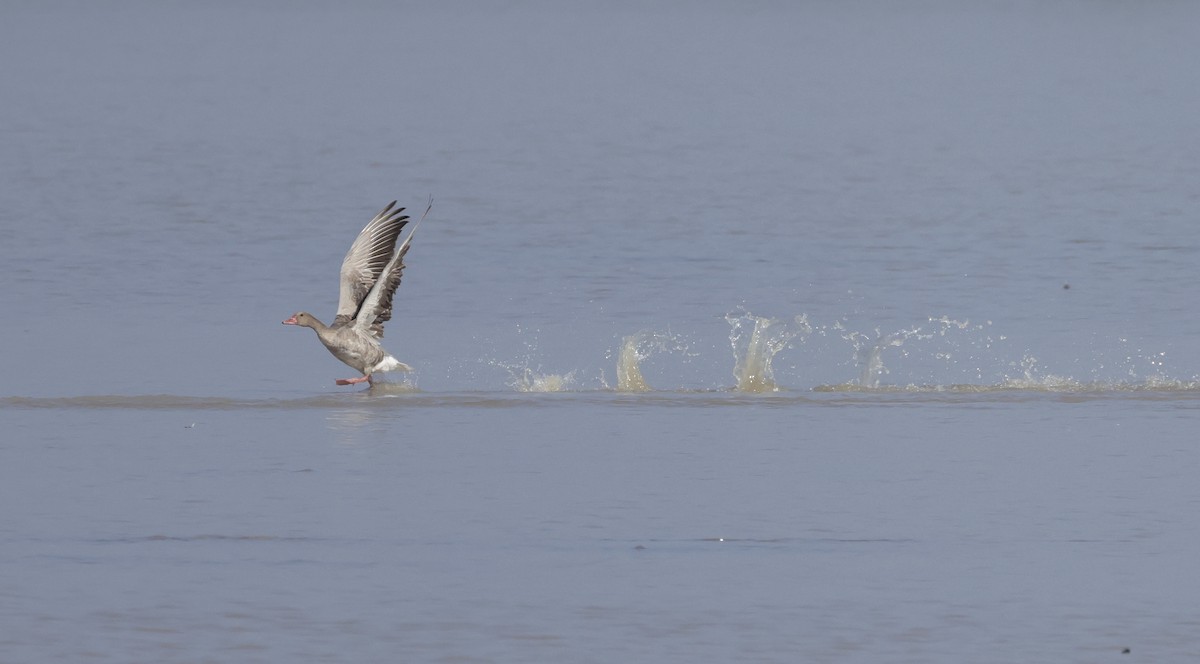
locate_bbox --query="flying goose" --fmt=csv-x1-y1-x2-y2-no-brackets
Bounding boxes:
283,199,429,385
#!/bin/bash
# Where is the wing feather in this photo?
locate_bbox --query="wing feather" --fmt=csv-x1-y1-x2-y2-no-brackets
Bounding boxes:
334,201,409,325
352,199,432,338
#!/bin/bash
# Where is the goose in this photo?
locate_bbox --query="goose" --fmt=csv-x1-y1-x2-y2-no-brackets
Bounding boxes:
283,200,430,385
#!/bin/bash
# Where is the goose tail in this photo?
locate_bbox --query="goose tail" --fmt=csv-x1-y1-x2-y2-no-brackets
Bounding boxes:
373,355,412,373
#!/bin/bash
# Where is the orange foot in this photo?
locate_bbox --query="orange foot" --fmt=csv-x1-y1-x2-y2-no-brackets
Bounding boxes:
335,375,371,385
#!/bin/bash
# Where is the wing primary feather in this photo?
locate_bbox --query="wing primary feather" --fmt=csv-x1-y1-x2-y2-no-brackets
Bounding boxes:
334,202,410,323
350,198,433,338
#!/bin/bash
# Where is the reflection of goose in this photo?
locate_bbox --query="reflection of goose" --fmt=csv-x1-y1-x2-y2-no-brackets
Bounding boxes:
283,200,430,385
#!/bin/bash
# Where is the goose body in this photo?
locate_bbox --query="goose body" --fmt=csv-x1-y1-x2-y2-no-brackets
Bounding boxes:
283,200,428,385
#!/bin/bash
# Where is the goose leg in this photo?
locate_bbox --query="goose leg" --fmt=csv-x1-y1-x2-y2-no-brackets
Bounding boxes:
335,375,371,385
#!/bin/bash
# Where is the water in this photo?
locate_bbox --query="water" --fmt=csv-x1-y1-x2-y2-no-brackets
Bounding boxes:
614,329,692,392
725,311,811,393
3,1,1200,661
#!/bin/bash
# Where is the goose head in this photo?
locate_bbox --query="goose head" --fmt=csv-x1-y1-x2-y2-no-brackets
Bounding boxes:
282,312,319,328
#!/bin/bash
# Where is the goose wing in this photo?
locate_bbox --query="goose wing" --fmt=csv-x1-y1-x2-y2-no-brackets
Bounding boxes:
352,199,432,339
334,201,409,326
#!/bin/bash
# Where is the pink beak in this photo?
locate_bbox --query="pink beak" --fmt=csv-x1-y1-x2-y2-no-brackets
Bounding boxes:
282,315,298,325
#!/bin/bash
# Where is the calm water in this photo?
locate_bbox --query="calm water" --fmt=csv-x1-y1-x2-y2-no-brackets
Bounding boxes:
3,2,1199,662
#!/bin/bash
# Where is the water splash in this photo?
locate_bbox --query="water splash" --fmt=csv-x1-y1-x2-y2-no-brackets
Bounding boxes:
479,325,577,392
996,354,1082,390
1115,338,1170,381
483,358,575,392
832,316,1006,388
726,310,810,393
509,368,576,393
843,327,930,388
616,339,650,392
365,376,419,395
465,313,1190,394
925,316,1002,382
614,330,691,392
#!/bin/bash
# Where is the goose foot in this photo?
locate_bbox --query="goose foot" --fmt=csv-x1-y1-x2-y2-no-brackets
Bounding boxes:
335,375,371,385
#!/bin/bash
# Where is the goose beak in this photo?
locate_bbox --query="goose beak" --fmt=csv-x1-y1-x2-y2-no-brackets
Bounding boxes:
282,315,298,325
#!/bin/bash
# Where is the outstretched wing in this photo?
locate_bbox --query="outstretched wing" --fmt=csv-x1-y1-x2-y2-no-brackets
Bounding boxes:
352,199,432,338
334,201,409,326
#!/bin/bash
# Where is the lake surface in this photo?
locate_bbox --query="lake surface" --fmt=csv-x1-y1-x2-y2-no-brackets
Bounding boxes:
3,2,1199,662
